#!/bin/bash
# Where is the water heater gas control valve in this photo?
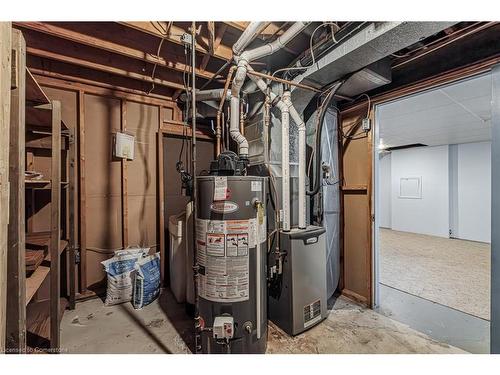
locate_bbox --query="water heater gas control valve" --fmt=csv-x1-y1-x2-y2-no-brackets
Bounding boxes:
213,316,234,340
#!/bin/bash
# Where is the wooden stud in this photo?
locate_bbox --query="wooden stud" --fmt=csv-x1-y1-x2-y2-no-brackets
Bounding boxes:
78,91,87,293
50,100,61,350
68,126,76,310
6,29,27,353
157,117,165,285
0,21,12,354
120,100,128,248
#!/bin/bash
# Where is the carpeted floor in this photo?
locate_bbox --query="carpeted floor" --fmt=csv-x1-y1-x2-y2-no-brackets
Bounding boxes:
379,228,490,320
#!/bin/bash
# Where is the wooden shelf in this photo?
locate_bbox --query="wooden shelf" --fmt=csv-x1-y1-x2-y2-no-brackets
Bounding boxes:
26,232,68,259
25,266,50,306
25,233,68,305
45,240,68,262
25,180,69,189
26,297,68,350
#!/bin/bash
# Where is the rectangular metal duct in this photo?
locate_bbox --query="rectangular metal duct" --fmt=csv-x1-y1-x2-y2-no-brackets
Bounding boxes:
336,58,392,97
291,22,457,111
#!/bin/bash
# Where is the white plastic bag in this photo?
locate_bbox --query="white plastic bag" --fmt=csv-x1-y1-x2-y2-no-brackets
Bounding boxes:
101,247,149,306
133,253,161,309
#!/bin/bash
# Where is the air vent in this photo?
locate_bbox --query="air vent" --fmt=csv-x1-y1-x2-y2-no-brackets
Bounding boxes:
303,300,321,328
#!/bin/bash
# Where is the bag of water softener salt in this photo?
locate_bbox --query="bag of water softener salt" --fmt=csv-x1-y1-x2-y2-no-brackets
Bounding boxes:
101,248,149,306
133,253,161,309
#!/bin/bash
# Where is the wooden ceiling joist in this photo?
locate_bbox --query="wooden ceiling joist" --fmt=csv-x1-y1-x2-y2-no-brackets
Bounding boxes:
119,22,234,63
200,23,228,71
26,46,186,91
14,22,217,80
224,21,283,37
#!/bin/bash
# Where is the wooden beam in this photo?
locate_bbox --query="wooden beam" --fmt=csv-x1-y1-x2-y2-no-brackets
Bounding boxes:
120,100,129,248
224,21,282,37
50,100,61,349
207,22,215,55
15,22,218,81
68,126,76,310
6,29,26,353
119,22,233,63
200,24,228,72
161,120,214,140
32,70,175,106
27,46,186,91
157,124,165,285
78,91,87,293
0,22,12,354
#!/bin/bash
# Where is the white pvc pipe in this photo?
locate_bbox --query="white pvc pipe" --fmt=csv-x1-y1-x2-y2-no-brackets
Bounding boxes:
229,22,310,159
239,22,310,64
279,100,290,232
230,62,248,156
232,22,268,57
179,89,230,102
284,92,306,229
248,71,291,231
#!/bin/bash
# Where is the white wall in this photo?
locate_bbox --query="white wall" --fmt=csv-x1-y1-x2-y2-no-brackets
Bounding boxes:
456,142,491,243
379,153,392,228
390,145,450,237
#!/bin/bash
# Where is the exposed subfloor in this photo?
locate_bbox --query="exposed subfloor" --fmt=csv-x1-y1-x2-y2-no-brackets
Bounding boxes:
379,228,490,320
60,290,465,354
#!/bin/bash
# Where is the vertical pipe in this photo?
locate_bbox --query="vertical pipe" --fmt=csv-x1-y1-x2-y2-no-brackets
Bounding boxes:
286,98,306,229
281,103,290,232
190,22,199,354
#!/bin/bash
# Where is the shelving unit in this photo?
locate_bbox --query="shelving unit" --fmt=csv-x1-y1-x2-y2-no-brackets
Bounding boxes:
6,29,75,353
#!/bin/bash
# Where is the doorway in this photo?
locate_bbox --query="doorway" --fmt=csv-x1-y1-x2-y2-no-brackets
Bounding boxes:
373,73,492,353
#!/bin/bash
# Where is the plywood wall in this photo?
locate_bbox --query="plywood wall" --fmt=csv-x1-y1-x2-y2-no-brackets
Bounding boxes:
126,102,158,249
339,108,373,306
84,94,123,287
39,79,214,294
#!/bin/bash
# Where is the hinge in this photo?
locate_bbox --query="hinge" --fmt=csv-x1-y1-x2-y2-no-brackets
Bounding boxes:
11,48,18,89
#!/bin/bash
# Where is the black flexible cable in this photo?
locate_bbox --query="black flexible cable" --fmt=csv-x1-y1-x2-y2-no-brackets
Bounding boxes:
306,79,348,196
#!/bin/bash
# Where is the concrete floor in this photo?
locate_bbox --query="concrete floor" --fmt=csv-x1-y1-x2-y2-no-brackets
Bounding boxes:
378,284,489,353
60,289,465,354
379,228,490,320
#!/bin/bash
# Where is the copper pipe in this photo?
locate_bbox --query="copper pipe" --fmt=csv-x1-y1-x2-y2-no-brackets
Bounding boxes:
239,101,245,136
247,69,321,93
216,66,236,156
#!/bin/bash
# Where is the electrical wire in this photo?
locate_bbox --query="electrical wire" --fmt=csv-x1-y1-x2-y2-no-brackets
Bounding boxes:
272,22,339,78
86,244,159,255
147,21,173,95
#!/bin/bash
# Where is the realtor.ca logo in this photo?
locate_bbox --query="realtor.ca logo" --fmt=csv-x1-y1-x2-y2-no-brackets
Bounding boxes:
210,201,239,214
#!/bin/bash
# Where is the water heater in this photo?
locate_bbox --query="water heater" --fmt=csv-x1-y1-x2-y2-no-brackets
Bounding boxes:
196,152,268,353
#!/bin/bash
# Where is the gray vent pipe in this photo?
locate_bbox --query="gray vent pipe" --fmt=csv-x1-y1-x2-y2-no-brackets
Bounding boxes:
230,22,310,158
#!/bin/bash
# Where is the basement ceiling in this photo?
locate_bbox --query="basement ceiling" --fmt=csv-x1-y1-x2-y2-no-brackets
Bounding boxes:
377,72,492,148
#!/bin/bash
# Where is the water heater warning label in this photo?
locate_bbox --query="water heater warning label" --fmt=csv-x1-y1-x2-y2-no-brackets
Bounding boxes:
196,218,252,303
